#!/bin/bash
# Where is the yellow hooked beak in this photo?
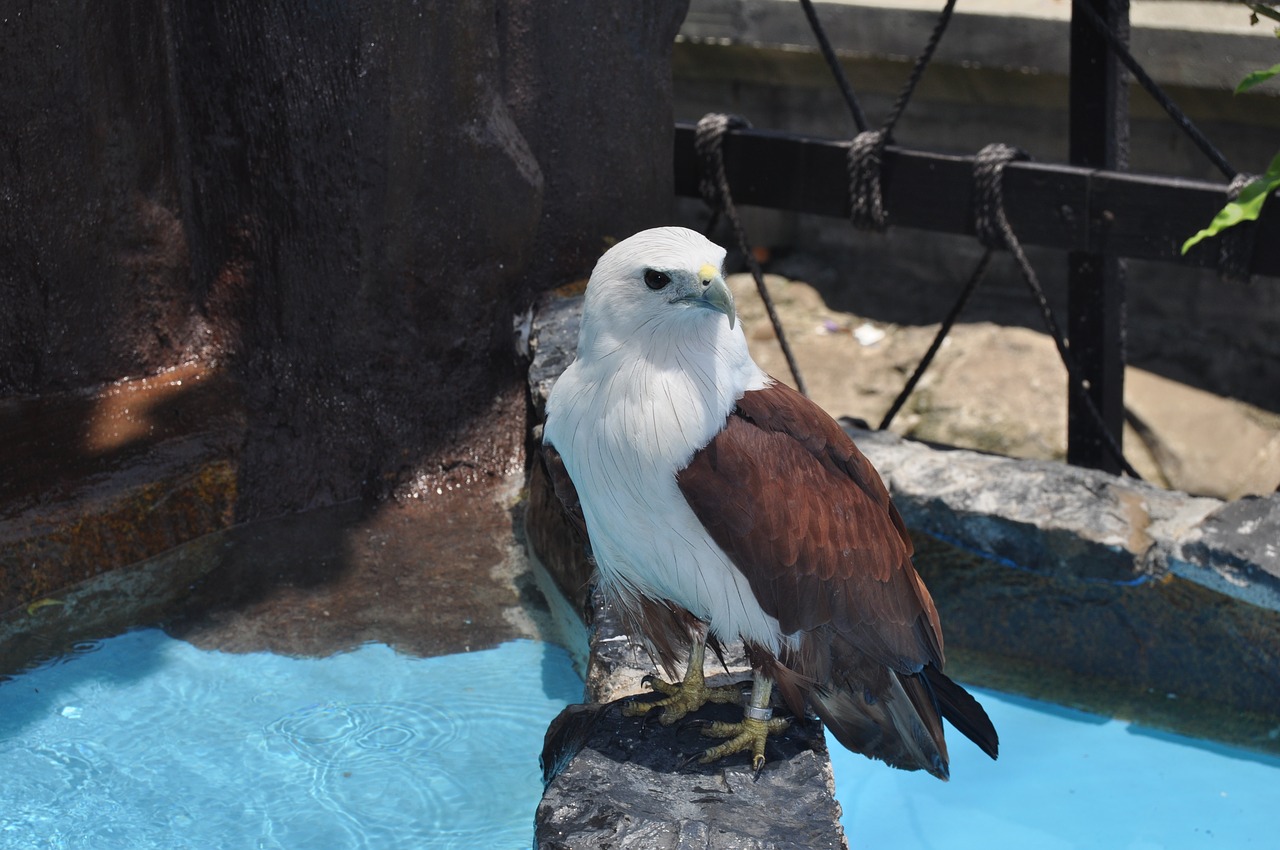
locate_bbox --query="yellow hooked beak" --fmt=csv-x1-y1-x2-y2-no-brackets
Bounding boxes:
687,264,736,329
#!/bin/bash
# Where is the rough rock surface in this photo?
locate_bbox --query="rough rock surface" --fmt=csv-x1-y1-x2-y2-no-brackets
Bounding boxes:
1,1,691,633
844,425,1280,616
536,591,847,850
537,696,843,850
1173,493,1280,611
844,428,1223,584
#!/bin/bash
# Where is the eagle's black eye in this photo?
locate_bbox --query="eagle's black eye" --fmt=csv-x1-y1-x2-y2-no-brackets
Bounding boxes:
643,269,672,290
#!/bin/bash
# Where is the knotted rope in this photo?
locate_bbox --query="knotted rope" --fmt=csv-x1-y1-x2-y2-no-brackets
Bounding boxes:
847,131,889,232
695,113,809,396
843,0,958,232
880,144,1140,480
969,144,1141,478
878,144,1027,430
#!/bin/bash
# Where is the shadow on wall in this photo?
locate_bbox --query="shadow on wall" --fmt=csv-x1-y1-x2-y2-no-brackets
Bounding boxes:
0,0,691,623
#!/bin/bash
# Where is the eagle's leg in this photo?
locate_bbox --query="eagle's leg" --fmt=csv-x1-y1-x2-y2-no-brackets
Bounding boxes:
697,671,790,771
622,633,740,725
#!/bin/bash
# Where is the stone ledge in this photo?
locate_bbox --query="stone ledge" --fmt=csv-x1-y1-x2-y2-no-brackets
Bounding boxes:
844,426,1280,613
1172,493,1280,609
535,588,846,850
0,364,243,619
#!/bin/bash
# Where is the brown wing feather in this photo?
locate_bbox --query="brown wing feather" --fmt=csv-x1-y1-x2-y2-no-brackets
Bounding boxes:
679,382,999,776
678,381,943,673
541,442,590,545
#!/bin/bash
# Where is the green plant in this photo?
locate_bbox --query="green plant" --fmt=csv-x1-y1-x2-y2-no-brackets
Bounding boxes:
1181,3,1280,255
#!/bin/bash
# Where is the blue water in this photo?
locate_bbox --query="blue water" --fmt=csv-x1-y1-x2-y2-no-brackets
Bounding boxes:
0,630,582,849
829,688,1280,849
5,631,1277,849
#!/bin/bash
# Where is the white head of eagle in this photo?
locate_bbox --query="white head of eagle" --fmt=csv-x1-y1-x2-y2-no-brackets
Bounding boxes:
543,226,997,778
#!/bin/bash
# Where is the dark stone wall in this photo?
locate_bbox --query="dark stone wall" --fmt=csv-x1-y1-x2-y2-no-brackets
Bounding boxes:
1,1,194,392
2,0,689,519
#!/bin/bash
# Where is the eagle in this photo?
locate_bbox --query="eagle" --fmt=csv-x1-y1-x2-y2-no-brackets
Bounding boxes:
541,226,998,778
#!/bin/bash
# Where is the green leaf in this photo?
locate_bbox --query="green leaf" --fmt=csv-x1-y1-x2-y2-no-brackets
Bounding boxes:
1236,63,1280,94
1181,150,1280,254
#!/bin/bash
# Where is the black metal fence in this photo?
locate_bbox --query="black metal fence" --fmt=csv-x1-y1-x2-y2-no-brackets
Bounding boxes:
672,0,1279,475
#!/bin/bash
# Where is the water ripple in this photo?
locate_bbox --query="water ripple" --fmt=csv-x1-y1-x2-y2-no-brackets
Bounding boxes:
266,701,461,769
260,702,485,848
0,632,582,849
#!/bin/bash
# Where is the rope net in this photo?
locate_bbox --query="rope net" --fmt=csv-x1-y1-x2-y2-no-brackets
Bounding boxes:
692,0,1252,477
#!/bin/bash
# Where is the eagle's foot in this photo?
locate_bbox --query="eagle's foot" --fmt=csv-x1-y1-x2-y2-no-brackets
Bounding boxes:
622,669,741,725
698,714,791,771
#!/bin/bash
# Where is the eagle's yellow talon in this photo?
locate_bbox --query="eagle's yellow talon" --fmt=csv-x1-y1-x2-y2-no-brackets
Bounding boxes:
622,671,740,724
622,639,743,723
697,717,789,765
697,715,790,768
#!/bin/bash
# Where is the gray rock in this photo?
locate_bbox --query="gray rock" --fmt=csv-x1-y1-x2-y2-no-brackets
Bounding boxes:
1171,494,1280,611
537,692,845,850
845,426,1226,584
528,291,585,423
843,424,1280,616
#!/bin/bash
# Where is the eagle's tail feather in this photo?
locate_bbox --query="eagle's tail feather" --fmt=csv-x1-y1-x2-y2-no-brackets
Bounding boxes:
811,670,952,779
800,632,998,781
923,664,1000,761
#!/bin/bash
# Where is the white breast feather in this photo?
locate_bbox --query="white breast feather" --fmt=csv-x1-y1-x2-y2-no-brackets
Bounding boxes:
544,304,785,654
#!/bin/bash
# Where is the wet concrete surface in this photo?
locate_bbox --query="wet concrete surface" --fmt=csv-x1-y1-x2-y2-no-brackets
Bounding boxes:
1,476,566,679
168,481,558,659
0,363,240,517
1,352,559,675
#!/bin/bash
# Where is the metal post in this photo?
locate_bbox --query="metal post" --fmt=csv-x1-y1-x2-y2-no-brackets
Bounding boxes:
1067,0,1129,473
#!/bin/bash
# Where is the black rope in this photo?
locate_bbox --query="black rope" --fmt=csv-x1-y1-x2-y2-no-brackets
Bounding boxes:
788,0,1218,473
694,113,809,397
879,0,957,142
879,143,1026,430
844,0,958,232
878,251,991,431
972,144,1031,247
970,143,1142,479
802,0,1147,473
847,130,889,232
1072,0,1236,180
800,0,957,142
798,0,869,133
